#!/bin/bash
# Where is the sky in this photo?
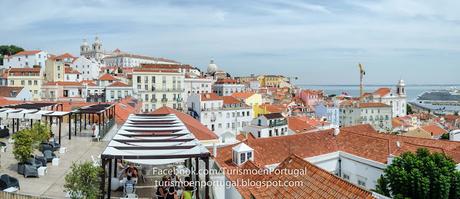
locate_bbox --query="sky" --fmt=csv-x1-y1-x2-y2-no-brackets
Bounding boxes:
1,0,459,85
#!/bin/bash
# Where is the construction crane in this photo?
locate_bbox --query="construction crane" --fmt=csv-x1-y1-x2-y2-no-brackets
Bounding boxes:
358,63,365,102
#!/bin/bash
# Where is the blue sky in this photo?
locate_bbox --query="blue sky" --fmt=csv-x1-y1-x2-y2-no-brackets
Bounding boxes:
1,0,459,85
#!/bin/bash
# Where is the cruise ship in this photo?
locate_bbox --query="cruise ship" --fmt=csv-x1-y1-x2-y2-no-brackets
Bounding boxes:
410,89,460,114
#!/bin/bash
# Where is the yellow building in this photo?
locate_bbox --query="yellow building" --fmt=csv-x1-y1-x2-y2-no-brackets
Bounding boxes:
231,92,262,118
257,75,286,88
254,103,287,118
7,67,43,100
44,57,65,82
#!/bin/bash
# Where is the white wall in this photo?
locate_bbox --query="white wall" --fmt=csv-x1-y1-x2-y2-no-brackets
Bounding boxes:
2,51,47,69
71,57,101,80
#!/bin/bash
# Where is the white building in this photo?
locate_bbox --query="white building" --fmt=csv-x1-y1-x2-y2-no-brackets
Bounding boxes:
365,80,407,118
243,113,289,138
184,77,214,103
340,102,392,131
187,93,253,143
132,65,185,112
213,79,247,96
71,56,101,80
64,67,81,82
2,50,47,69
105,81,133,102
103,49,178,68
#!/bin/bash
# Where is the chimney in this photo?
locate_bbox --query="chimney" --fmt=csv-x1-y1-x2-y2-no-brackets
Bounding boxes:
396,141,401,148
213,143,217,157
333,128,340,136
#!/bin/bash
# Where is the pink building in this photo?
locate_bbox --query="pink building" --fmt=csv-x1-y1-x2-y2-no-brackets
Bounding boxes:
298,89,323,107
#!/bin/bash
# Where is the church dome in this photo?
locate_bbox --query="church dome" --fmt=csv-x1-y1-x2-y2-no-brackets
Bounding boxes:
207,59,218,74
81,39,89,47
94,36,102,44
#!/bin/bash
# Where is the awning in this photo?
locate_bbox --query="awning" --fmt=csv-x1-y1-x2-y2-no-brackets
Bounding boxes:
102,114,210,166
24,110,54,120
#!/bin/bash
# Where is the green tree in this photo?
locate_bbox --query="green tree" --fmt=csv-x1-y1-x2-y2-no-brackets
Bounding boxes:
406,104,414,115
64,161,103,199
376,148,460,199
12,129,34,163
30,122,51,143
0,45,24,65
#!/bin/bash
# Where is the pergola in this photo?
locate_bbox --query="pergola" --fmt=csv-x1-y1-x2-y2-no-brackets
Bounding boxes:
0,102,71,144
70,103,116,139
100,113,211,199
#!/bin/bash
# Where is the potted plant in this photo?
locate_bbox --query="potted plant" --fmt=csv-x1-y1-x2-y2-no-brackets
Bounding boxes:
64,161,103,198
12,129,34,175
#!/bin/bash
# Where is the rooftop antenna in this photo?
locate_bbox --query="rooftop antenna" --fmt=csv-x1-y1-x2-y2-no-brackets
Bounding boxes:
358,63,366,102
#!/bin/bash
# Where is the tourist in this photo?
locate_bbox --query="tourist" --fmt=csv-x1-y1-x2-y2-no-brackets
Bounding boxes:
125,163,138,177
166,187,178,199
124,176,135,195
156,176,168,199
181,177,194,199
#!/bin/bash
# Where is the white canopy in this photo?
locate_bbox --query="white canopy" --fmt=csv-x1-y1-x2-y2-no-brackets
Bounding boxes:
24,110,54,120
102,114,210,166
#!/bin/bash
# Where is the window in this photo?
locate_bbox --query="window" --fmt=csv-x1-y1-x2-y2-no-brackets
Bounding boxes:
28,80,32,85
34,80,38,85
21,80,25,85
247,152,252,160
358,179,366,187
342,173,350,181
240,152,246,163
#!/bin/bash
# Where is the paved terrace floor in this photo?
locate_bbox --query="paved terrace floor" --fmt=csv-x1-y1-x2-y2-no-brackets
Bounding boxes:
0,124,112,199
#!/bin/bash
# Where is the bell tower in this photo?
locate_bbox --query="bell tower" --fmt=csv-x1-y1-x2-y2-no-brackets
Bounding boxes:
396,79,406,96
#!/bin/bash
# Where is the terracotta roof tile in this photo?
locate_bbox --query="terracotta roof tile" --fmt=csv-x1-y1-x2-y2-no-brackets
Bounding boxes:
44,81,83,86
288,117,316,133
373,88,391,97
231,92,255,100
99,73,118,81
223,96,241,105
200,93,222,101
421,124,447,136
249,155,374,199
14,50,42,56
151,107,218,141
108,81,130,87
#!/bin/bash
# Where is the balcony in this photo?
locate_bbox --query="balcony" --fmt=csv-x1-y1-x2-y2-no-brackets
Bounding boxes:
176,97,183,102
155,88,185,92
269,120,287,127
151,98,158,103
161,98,168,102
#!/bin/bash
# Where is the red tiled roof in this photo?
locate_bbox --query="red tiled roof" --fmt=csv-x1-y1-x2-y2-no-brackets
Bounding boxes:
223,96,241,105
373,88,391,97
215,124,460,171
0,86,25,98
8,68,41,73
259,103,286,113
287,117,316,133
201,93,222,101
55,53,76,60
421,124,447,136
81,80,97,86
14,50,42,56
44,81,83,86
231,92,255,100
108,81,130,87
249,155,374,199
115,97,142,124
151,107,218,141
64,67,80,74
140,64,193,70
359,102,391,108
215,79,238,84
99,73,118,81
